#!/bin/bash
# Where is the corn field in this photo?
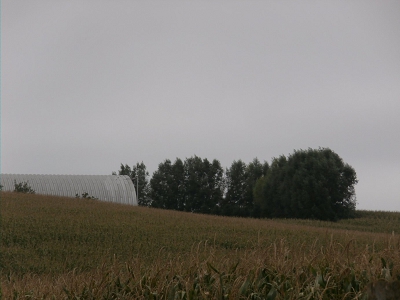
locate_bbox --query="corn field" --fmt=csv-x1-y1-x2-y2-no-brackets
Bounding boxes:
1,192,400,299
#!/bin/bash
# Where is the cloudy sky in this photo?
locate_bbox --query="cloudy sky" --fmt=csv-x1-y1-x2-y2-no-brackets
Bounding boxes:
2,1,400,211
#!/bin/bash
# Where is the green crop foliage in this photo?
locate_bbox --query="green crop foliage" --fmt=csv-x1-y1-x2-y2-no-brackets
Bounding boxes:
1,192,400,299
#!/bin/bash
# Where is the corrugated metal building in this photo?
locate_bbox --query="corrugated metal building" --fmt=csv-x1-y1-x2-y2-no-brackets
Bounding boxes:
0,174,137,205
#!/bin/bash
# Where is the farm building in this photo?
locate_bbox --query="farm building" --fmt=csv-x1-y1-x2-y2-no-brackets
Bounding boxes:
0,174,137,205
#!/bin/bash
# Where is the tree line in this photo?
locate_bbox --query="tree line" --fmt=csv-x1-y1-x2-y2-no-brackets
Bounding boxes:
114,148,358,221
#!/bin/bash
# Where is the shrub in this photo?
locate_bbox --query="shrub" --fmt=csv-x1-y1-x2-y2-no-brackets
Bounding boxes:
75,192,98,200
14,180,35,194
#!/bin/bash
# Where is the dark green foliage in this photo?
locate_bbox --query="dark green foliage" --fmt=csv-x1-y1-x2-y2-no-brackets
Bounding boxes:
115,162,150,206
75,192,98,200
150,158,185,210
149,156,224,214
183,156,224,214
124,157,267,216
117,149,355,221
149,159,173,209
245,158,269,217
134,162,151,206
223,160,248,216
223,158,269,217
172,158,186,210
254,148,357,221
13,181,35,194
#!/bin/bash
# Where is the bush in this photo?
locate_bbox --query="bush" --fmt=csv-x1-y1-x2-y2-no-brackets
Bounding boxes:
75,192,98,200
14,181,35,194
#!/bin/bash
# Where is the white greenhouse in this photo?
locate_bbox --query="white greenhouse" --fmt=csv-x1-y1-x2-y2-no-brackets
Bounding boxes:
0,174,137,205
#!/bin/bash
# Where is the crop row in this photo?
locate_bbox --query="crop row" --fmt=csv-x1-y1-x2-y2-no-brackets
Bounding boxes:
1,192,400,298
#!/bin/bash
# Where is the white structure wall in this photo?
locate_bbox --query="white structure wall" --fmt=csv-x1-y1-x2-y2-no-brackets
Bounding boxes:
0,174,137,206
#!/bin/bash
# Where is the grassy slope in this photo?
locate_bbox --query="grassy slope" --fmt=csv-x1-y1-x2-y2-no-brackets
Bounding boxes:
1,192,400,299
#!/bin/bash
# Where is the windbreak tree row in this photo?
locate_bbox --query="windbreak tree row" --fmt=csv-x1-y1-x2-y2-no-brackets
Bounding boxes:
149,156,269,217
151,156,225,214
115,148,358,221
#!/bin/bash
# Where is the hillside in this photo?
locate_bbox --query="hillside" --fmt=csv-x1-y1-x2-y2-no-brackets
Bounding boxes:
1,192,400,299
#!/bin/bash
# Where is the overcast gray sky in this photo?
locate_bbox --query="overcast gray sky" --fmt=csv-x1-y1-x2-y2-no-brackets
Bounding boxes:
2,1,400,211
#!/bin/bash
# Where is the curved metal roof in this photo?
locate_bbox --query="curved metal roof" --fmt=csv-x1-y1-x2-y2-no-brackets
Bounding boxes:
0,174,137,205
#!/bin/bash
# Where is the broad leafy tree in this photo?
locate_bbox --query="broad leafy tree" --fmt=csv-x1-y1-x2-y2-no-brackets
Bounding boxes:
254,148,357,221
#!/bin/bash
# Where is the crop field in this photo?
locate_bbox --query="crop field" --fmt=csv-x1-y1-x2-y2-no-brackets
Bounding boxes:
1,192,400,299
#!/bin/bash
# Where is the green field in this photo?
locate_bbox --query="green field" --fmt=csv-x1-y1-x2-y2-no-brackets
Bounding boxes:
1,192,400,299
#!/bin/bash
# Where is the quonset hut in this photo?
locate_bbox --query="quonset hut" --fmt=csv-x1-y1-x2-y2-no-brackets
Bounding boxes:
0,174,137,206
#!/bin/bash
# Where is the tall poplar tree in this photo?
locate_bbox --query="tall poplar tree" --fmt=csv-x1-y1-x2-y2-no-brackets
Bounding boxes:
223,160,248,216
183,156,224,214
115,162,150,206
